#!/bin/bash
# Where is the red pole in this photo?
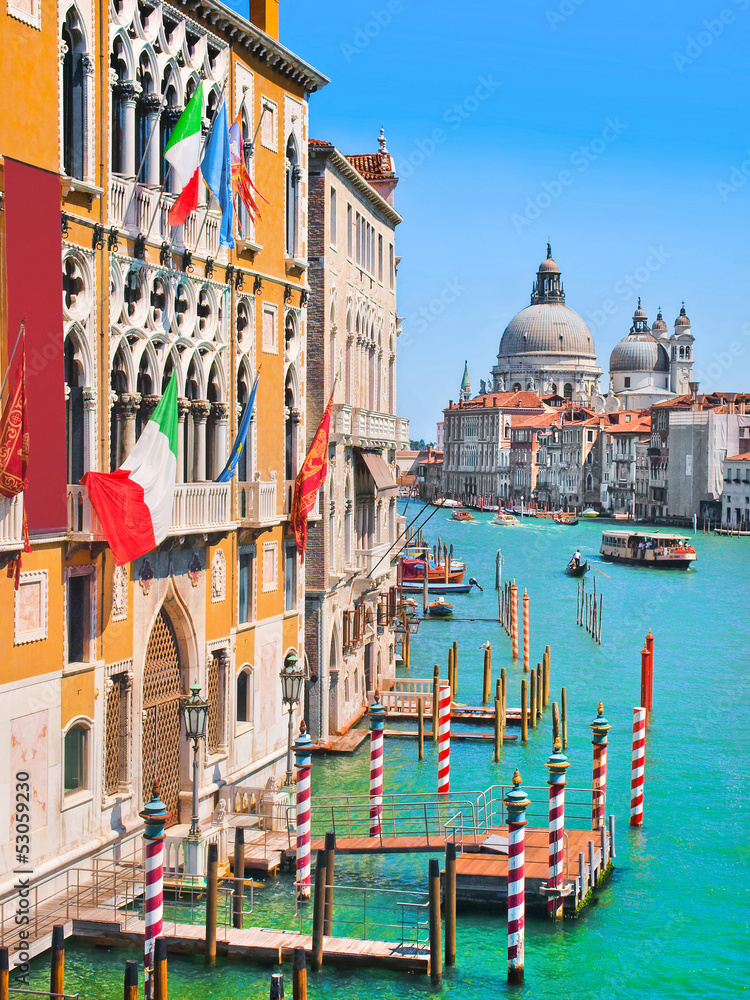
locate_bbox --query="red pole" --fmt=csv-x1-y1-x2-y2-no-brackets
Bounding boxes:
645,630,654,713
640,648,649,729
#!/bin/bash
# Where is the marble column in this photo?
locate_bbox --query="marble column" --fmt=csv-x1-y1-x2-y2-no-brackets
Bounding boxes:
177,397,191,484
117,393,140,466
115,82,141,178
192,400,211,482
211,402,230,480
141,94,162,188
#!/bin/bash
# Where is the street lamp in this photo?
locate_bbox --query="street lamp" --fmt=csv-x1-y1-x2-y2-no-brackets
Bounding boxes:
280,650,306,785
181,681,209,838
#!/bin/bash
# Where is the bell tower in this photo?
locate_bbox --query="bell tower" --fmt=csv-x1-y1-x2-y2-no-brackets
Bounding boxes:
460,361,471,402
669,304,695,394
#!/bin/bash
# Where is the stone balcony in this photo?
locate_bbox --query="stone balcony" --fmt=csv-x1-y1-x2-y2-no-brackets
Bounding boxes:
237,480,281,529
67,482,234,542
0,494,24,552
282,480,321,520
332,405,407,449
355,540,394,582
108,175,222,258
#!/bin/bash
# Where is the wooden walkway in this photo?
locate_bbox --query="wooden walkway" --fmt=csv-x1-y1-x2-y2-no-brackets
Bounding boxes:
311,834,460,855
71,910,429,973
383,729,516,742
310,729,370,754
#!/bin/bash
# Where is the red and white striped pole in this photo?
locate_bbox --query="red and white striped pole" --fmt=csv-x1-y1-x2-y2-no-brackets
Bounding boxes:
140,781,169,1000
630,707,646,826
437,681,451,794
510,580,519,661
505,769,530,984
522,588,530,673
369,694,387,836
589,701,611,831
293,721,313,900
645,629,654,714
545,738,569,920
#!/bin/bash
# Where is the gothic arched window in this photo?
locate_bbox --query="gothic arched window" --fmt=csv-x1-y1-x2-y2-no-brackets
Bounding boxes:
285,133,300,257
62,8,87,179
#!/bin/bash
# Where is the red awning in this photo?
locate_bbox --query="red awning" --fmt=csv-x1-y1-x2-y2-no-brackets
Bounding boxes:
358,450,399,494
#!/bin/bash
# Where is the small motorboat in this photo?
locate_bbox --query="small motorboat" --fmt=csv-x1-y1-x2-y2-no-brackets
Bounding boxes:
428,597,454,618
432,498,461,508
565,558,589,577
492,512,521,526
553,515,579,526
402,577,483,595
452,510,475,522
582,508,599,518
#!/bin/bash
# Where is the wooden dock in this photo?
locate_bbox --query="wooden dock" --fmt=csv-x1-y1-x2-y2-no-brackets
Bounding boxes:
70,911,429,973
310,728,370,754
383,729,517,742
311,834,458,855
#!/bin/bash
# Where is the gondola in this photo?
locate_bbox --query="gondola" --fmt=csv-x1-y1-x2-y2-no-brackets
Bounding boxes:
554,515,579,526
565,559,589,577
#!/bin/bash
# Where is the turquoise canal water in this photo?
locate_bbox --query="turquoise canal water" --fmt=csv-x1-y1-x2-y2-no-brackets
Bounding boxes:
26,505,750,998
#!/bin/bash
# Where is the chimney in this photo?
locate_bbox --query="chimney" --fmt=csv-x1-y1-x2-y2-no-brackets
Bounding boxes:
249,0,279,38
688,381,699,405
725,391,737,415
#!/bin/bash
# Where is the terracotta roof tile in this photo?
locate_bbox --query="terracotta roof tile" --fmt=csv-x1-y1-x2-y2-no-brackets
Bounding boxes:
725,453,750,462
345,152,394,180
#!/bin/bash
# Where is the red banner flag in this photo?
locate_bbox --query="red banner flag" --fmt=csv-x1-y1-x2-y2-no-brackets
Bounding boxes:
0,335,28,500
290,388,335,562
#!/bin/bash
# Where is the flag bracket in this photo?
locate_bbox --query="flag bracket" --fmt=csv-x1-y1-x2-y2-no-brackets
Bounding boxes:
205,257,214,279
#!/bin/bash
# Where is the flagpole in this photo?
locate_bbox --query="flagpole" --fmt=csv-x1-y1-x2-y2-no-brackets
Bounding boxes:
0,322,25,403
188,79,234,254
145,74,229,249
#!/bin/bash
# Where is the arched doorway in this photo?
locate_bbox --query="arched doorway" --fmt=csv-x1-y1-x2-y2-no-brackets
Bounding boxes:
142,608,183,826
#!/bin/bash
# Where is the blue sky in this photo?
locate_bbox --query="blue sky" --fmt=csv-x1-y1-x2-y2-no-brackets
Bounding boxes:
253,0,750,438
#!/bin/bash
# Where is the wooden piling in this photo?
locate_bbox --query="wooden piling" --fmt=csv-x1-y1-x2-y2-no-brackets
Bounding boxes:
521,680,528,742
418,697,424,760
153,937,167,1000
444,843,457,967
123,960,138,1000
552,701,560,743
561,686,568,749
428,857,442,987
529,670,537,728
311,851,327,972
0,948,8,1000
494,698,502,762
205,842,218,964
452,641,458,697
598,595,603,643
50,925,64,1000
544,645,551,705
482,644,492,704
536,664,542,718
233,826,245,929
323,831,336,937
432,665,440,742
579,851,586,894
270,973,284,999
293,947,307,1000
588,839,596,887
447,648,454,702
500,668,507,725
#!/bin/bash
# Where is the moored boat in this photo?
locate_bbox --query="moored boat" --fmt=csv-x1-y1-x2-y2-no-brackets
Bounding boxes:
492,512,521,526
582,508,599,518
401,556,465,584
427,597,454,617
401,578,483,594
600,530,697,569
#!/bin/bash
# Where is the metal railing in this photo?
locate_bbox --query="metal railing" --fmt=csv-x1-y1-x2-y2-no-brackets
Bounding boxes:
237,480,278,526
0,493,25,550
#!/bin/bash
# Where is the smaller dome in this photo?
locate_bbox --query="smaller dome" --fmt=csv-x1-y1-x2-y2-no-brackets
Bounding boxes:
632,297,647,321
652,309,667,333
538,257,560,273
675,304,690,328
610,334,670,374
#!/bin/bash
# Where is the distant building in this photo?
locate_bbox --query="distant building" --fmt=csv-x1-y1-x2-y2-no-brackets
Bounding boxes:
418,447,444,501
609,301,695,409
722,453,750,530
436,421,444,451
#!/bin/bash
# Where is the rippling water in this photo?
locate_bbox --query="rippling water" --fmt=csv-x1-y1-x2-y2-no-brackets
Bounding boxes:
27,505,750,998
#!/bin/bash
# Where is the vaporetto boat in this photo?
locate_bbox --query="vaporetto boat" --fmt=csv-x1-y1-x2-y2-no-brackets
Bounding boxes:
600,530,697,569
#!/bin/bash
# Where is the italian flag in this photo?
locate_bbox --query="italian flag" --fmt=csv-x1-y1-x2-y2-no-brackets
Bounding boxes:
165,82,204,227
82,374,178,566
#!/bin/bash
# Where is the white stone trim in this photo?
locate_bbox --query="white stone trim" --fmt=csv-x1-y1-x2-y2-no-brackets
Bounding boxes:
14,570,49,645
262,540,278,593
7,0,41,30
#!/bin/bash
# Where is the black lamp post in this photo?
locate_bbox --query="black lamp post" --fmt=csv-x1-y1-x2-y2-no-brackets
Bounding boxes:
280,650,306,785
181,681,209,838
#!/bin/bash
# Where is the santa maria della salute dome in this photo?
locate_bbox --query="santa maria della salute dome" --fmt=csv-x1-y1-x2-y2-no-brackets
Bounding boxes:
490,246,602,402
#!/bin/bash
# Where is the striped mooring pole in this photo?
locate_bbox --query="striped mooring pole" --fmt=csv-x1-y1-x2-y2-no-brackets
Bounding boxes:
140,781,169,1000
510,580,519,661
293,721,313,900
589,702,611,831
522,589,530,673
545,737,569,920
505,769,530,984
437,681,451,794
369,694,387,836
630,706,646,826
